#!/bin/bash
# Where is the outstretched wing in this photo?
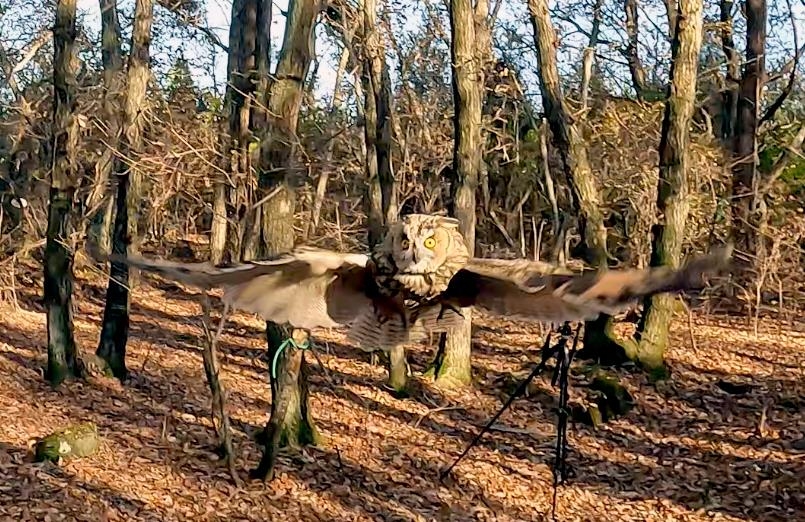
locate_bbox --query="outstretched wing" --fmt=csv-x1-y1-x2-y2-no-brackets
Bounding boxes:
110,246,376,331
438,246,733,324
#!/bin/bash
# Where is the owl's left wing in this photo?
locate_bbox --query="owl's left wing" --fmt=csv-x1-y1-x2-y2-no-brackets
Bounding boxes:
437,246,733,324
108,246,377,330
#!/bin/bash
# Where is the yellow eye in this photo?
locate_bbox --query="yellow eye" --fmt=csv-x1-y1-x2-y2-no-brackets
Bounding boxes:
423,237,436,249
401,239,410,249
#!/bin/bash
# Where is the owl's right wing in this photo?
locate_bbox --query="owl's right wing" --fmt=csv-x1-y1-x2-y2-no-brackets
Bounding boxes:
109,246,377,331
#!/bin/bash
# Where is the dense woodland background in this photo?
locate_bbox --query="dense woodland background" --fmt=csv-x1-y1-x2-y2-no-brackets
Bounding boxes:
0,0,804,516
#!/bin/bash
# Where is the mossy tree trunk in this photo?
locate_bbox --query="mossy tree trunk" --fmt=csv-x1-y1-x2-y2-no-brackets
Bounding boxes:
431,0,488,388
95,0,153,381
632,0,704,370
527,0,622,363
249,0,320,482
44,0,81,387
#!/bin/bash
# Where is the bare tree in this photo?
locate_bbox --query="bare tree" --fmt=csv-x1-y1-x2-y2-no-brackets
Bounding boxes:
250,0,321,483
731,0,767,263
427,0,488,388
624,0,647,100
84,0,123,255
631,0,705,370
210,0,272,265
363,0,396,248
44,0,81,386
527,0,622,361
95,0,154,379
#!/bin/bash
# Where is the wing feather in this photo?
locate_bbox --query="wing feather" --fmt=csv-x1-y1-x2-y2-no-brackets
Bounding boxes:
109,246,375,330
441,246,733,324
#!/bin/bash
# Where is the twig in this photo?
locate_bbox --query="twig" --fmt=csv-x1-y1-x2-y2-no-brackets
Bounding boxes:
199,291,239,484
413,406,465,428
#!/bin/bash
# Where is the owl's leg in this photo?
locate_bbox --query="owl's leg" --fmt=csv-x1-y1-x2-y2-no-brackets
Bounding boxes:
436,301,465,321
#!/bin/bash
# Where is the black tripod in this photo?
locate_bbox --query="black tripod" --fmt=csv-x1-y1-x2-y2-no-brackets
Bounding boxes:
440,322,582,513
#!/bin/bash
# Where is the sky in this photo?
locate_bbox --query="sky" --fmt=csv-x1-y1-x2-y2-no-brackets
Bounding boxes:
23,0,805,105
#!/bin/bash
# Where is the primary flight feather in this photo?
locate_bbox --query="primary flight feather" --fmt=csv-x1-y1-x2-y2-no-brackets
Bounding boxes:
111,214,732,351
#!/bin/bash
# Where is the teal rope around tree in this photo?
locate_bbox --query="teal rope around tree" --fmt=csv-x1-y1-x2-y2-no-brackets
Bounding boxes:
270,337,311,379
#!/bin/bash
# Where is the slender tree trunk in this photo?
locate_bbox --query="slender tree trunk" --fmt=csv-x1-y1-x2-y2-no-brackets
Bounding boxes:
633,0,704,370
95,0,153,380
580,0,603,109
624,0,647,100
527,0,624,361
718,0,740,141
731,0,766,264
527,0,607,268
45,0,81,386
250,0,320,483
431,0,485,388
362,0,404,391
85,0,123,256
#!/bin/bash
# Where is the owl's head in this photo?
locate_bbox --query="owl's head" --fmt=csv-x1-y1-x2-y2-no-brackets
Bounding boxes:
380,214,470,276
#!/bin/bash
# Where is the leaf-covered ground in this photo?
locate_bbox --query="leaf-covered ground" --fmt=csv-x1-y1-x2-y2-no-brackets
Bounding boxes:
0,263,803,521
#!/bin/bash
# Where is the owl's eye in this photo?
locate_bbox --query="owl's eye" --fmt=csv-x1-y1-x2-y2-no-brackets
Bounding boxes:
401,239,410,249
423,237,436,249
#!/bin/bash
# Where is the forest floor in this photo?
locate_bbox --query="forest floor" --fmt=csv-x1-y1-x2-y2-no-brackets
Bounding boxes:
0,258,804,522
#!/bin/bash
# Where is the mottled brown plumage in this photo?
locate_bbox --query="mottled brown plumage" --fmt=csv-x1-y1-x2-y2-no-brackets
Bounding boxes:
111,213,733,352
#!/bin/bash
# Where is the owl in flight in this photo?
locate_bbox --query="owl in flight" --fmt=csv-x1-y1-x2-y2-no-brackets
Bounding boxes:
113,214,731,352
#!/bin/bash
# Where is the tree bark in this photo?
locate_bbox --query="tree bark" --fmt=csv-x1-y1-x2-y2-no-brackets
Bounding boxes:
431,0,486,388
718,0,740,141
45,0,81,386
95,0,153,380
633,0,704,370
580,0,603,109
362,0,393,248
250,0,320,482
85,0,123,256
527,0,607,268
528,0,621,362
731,0,767,264
624,0,647,100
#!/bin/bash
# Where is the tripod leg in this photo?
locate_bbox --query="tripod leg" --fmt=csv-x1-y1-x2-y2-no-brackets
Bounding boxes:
440,327,559,482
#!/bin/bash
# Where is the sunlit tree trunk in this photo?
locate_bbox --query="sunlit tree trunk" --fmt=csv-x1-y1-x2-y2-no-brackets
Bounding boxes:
429,0,487,388
633,0,704,370
211,0,271,265
95,0,153,380
44,0,81,386
527,0,621,362
250,0,321,483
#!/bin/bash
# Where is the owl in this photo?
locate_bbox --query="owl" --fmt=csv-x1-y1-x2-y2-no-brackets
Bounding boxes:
111,214,732,352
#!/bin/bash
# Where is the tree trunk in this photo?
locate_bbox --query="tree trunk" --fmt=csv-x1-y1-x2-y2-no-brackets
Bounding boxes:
624,0,647,100
580,0,603,109
731,0,766,264
85,0,123,256
633,0,704,370
361,0,405,390
718,0,740,141
252,327,319,481
527,0,607,268
95,0,153,380
250,0,320,482
527,0,620,362
431,0,486,388
45,0,81,386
